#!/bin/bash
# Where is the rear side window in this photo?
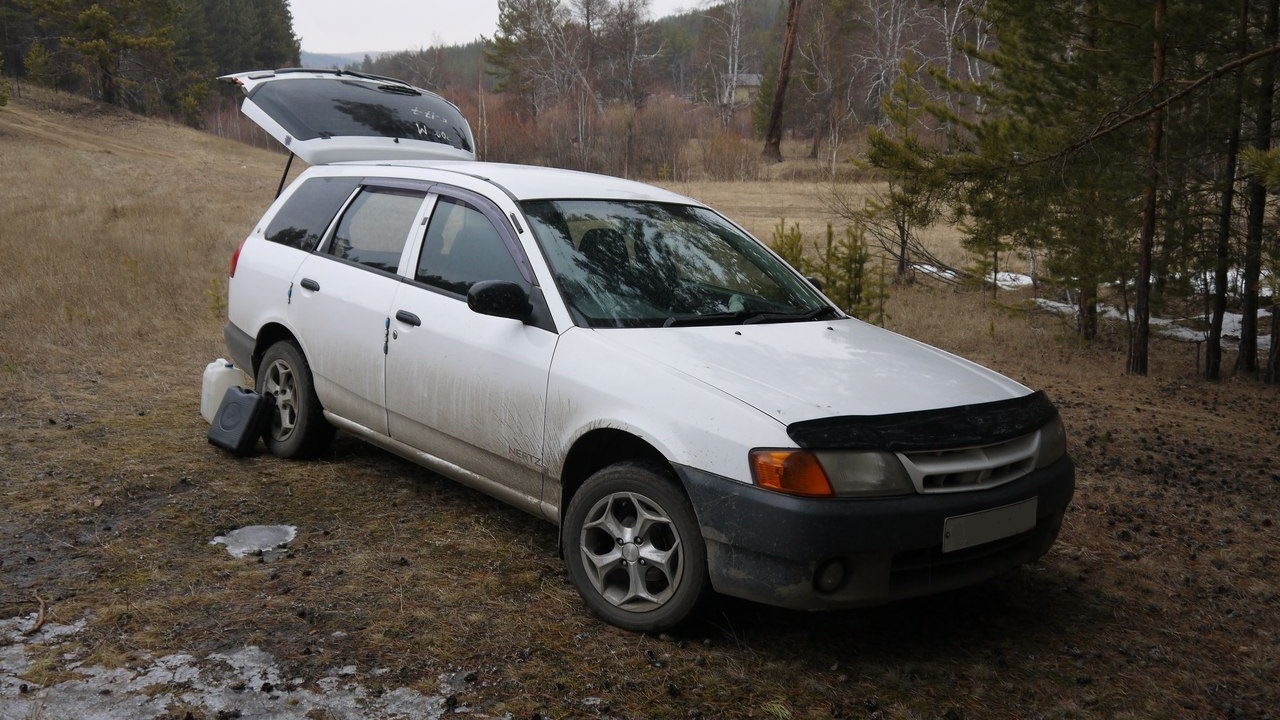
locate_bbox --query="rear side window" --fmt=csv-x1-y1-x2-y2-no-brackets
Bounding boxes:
265,177,360,251
328,187,425,273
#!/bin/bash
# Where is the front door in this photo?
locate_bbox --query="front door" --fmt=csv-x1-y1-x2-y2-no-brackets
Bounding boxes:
384,192,557,514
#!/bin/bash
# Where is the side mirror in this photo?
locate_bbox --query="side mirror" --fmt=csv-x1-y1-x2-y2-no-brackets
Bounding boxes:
806,276,824,293
467,280,533,322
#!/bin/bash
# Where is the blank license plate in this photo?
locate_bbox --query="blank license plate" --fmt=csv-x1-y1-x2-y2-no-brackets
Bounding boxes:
942,498,1038,553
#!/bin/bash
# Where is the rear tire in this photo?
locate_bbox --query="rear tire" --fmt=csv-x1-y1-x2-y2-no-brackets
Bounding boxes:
256,340,333,459
563,463,708,632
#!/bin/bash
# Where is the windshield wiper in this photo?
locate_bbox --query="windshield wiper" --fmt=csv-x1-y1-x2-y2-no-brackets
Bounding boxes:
663,305,837,328
742,305,839,324
663,310,755,327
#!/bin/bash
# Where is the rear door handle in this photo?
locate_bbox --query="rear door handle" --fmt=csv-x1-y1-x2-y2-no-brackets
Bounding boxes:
300,278,320,292
395,310,421,327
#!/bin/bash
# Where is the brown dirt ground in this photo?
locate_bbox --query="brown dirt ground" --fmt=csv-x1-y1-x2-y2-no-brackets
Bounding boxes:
1,87,1278,719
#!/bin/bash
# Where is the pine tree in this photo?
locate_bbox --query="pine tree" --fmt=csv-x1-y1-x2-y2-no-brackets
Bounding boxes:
861,58,948,283
863,0,1259,377
486,0,575,116
24,0,180,105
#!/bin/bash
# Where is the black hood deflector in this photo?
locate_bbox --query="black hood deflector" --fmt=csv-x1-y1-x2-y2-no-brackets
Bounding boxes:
786,391,1058,451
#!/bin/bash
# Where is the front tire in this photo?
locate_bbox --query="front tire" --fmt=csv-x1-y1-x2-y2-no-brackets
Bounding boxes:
256,340,333,459
563,463,708,632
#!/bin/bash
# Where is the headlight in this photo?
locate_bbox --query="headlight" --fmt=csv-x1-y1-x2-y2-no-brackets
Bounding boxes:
750,449,915,498
1035,415,1068,468
815,450,915,496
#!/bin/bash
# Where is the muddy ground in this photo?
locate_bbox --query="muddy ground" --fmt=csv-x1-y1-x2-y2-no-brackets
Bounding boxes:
2,89,1279,719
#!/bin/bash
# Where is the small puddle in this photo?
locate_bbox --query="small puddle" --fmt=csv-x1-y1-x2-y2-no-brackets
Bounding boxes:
211,525,296,561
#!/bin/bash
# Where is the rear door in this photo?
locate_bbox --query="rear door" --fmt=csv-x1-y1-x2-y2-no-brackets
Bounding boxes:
289,182,431,435
229,175,362,363
384,189,557,514
220,69,476,165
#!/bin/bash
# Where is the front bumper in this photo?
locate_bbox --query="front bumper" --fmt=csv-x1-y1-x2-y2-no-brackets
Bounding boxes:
675,455,1075,610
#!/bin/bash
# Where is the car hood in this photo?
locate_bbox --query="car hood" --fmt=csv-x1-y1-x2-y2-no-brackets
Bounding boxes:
220,70,476,165
601,318,1031,424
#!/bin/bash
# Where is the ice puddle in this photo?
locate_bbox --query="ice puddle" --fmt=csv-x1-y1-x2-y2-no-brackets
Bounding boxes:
210,524,296,561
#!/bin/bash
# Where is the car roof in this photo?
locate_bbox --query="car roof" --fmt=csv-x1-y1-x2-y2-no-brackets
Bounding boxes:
324,160,703,205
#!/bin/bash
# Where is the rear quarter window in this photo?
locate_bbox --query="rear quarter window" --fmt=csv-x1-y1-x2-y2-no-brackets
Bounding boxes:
265,176,361,251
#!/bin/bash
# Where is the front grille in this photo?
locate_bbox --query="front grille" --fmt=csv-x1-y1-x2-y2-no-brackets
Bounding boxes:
899,431,1038,493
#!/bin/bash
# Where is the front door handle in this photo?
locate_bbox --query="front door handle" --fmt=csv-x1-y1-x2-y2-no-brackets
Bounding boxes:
300,278,320,292
395,310,421,327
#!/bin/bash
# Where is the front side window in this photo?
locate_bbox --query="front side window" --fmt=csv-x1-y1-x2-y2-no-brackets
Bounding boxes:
522,200,835,328
327,187,425,273
415,197,524,295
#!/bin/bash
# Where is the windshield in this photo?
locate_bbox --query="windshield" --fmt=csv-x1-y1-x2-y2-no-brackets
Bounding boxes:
522,200,837,328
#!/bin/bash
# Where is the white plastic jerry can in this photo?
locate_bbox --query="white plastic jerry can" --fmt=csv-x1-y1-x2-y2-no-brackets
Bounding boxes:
201,358,245,424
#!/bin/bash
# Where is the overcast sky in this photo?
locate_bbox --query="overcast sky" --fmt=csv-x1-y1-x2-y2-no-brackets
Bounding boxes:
289,0,700,55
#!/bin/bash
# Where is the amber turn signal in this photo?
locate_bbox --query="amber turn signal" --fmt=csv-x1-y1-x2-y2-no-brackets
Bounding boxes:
750,450,835,497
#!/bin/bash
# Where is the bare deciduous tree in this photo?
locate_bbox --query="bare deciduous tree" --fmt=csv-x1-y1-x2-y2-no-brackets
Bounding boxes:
600,0,658,107
702,0,749,126
853,0,929,126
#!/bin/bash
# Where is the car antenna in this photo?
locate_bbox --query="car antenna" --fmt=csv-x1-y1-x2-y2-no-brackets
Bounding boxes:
276,152,295,199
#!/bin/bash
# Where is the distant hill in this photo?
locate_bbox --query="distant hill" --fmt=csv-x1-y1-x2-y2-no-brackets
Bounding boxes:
299,51,383,70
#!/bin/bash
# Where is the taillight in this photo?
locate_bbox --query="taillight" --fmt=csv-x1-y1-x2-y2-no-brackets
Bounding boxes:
229,238,247,278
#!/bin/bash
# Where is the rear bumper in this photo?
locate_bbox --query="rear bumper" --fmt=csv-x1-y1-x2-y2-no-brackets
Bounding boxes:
224,321,256,376
675,455,1074,610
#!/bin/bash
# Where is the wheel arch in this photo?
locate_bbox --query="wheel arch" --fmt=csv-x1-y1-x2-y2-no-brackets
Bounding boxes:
558,428,678,527
251,322,301,377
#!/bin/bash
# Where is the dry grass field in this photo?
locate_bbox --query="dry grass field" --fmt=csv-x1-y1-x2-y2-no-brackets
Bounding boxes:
2,87,1279,719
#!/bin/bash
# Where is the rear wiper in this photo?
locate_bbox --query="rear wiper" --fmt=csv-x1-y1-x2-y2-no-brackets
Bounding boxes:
377,84,422,96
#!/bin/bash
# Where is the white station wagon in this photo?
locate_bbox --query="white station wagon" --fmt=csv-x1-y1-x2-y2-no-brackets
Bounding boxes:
220,69,1075,631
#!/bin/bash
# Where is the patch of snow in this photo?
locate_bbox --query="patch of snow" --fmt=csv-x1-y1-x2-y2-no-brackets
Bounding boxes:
1034,298,1074,315
0,615,474,720
1034,299,1272,350
991,272,1033,289
1188,267,1276,299
913,264,959,281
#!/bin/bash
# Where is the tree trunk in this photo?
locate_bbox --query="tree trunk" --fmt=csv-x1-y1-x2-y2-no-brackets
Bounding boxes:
1079,284,1098,340
1079,0,1100,343
896,212,910,281
809,99,830,160
1129,0,1166,376
762,0,802,163
1208,0,1249,380
100,62,118,106
1238,0,1279,375
1267,294,1280,382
